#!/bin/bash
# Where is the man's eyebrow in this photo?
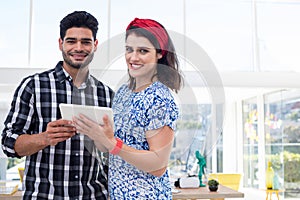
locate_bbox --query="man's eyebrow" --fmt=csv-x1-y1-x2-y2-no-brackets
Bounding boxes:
64,37,76,41
81,38,93,41
64,37,93,41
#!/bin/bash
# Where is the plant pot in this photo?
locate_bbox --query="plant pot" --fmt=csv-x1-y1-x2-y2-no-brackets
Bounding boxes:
209,185,218,192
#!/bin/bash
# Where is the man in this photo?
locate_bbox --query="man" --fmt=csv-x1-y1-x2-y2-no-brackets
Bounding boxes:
1,11,114,199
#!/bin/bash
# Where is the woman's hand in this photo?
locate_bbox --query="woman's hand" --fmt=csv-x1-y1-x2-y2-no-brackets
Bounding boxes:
73,114,116,151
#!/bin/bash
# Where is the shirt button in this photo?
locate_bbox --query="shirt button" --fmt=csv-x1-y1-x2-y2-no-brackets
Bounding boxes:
75,153,79,156
75,175,78,179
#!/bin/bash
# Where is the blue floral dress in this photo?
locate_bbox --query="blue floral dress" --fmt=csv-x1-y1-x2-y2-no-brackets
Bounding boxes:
109,81,179,200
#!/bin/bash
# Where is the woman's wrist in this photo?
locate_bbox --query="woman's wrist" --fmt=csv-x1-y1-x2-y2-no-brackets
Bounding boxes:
107,138,117,151
109,138,123,155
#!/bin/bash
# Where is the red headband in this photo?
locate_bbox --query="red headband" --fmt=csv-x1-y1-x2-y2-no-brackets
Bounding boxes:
126,18,169,56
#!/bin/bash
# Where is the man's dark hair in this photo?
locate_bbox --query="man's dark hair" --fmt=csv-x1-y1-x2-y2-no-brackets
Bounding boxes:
60,11,98,40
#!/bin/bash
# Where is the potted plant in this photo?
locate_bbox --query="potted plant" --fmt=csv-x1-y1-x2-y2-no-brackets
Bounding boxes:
208,179,219,192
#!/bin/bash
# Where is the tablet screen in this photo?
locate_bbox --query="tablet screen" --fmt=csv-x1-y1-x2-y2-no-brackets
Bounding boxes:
59,103,113,125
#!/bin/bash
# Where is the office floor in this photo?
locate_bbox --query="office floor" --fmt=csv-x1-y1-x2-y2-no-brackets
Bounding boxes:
238,188,300,200
239,188,269,200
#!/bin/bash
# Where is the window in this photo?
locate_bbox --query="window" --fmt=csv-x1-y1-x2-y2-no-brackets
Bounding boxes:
265,90,300,198
0,1,30,67
243,97,259,188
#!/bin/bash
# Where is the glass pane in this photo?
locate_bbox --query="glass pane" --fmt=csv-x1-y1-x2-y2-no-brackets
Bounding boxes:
265,90,300,198
257,2,300,72
186,0,253,71
264,91,284,196
169,104,212,176
243,97,259,188
0,1,30,68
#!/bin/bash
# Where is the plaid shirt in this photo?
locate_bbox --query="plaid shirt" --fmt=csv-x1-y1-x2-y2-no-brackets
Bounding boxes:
1,61,114,200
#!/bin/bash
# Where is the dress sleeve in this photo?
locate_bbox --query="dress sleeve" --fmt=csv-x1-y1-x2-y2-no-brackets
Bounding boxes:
1,76,35,158
144,87,179,131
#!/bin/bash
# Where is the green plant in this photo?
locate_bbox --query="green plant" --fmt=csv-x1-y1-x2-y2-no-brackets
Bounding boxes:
208,179,219,186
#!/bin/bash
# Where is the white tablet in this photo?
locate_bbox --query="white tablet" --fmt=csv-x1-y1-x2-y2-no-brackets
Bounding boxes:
59,103,113,125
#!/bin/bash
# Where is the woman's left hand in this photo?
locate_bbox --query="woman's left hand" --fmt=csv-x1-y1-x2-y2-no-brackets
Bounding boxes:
73,114,115,150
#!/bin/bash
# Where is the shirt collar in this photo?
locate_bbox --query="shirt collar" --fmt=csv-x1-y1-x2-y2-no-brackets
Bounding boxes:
55,61,92,88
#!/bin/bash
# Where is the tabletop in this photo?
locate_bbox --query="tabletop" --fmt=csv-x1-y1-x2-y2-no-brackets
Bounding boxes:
173,184,244,200
0,185,245,200
0,191,22,200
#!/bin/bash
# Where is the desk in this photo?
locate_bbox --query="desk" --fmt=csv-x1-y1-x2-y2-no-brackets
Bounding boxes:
0,191,22,200
173,185,244,200
0,181,22,200
1,185,245,200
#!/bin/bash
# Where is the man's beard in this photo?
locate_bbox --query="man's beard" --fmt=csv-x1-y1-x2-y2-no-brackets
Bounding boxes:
62,51,94,69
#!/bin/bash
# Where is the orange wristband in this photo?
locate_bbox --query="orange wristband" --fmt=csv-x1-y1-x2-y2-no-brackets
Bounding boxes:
110,138,123,155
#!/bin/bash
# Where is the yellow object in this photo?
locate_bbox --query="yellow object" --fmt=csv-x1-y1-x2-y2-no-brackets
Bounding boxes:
265,189,284,200
18,167,24,183
208,173,242,191
266,161,274,189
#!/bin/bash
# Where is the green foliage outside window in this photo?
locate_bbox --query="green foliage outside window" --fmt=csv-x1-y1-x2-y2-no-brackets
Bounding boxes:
269,151,300,183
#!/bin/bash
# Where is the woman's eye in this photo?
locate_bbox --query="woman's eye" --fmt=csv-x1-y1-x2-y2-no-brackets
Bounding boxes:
139,49,148,54
126,47,133,53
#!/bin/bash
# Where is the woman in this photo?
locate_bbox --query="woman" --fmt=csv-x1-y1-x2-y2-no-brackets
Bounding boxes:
74,18,183,199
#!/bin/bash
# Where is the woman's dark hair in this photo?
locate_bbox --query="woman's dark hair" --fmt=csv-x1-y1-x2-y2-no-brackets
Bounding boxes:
126,26,183,93
60,11,98,40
